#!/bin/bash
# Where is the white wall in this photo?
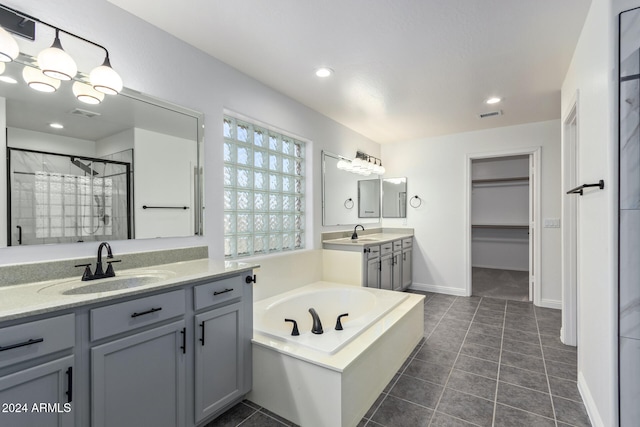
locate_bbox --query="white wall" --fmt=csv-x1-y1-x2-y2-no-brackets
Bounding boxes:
0,0,379,294
8,127,97,156
381,120,562,305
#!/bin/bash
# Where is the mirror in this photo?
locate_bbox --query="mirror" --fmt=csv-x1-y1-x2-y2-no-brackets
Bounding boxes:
358,179,381,218
1,56,203,247
382,177,407,218
321,151,380,226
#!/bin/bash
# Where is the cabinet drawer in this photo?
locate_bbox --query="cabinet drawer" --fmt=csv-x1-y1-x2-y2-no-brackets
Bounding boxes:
0,314,74,369
381,242,394,255
194,275,243,311
364,245,380,260
90,290,185,341
393,240,403,251
402,238,413,248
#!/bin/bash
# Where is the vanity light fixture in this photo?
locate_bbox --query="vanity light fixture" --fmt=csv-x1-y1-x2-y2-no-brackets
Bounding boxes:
485,97,501,104
336,151,385,176
37,29,77,81
49,123,64,129
0,4,124,96
0,26,18,62
22,65,60,92
0,75,17,84
73,81,105,105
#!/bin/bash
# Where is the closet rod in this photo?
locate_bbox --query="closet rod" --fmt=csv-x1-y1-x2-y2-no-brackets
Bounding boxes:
566,180,605,196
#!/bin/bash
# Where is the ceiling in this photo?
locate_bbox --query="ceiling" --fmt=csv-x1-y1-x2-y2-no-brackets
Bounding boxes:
107,0,591,144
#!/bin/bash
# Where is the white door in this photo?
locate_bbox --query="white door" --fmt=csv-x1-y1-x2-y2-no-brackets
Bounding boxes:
529,154,535,301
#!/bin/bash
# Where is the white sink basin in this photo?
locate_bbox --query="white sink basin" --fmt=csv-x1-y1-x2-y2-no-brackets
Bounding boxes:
38,270,176,295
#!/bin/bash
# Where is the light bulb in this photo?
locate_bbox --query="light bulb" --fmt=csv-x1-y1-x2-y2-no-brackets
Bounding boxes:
73,81,105,104
90,56,123,95
0,27,19,62
37,31,77,80
22,65,60,92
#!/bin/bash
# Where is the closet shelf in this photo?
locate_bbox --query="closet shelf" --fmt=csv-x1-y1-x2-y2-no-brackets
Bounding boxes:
472,176,529,184
472,224,529,229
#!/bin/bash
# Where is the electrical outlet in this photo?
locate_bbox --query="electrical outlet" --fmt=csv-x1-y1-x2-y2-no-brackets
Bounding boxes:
543,218,561,228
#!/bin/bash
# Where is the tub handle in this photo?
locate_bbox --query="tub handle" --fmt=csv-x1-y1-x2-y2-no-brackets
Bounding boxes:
335,313,349,330
284,319,300,336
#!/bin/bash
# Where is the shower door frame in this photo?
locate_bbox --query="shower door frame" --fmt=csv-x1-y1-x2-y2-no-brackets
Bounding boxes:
6,147,133,246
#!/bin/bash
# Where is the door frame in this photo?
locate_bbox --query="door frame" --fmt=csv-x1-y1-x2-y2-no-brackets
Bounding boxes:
465,146,542,305
561,91,579,346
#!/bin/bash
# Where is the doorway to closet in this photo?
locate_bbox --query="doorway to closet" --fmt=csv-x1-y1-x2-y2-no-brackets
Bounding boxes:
467,150,539,302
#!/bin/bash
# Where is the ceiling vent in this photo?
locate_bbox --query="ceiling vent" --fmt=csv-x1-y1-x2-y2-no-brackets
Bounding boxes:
478,110,503,119
68,108,101,118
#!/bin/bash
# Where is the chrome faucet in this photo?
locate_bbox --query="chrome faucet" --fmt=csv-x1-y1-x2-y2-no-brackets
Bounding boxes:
308,308,323,334
352,224,365,240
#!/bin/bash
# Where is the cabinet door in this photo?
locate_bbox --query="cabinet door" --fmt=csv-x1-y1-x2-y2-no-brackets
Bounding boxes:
194,302,244,423
380,254,393,290
392,251,403,291
0,355,74,427
402,248,413,289
366,258,380,288
91,320,186,427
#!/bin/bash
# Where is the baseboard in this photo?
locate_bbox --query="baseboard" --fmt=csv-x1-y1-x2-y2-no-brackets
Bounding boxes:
577,371,604,427
408,282,468,296
538,298,562,309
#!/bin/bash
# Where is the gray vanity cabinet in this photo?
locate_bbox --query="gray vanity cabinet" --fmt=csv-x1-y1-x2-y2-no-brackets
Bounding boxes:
0,355,74,427
365,245,381,288
402,242,413,290
90,290,187,427
194,301,244,422
0,313,75,427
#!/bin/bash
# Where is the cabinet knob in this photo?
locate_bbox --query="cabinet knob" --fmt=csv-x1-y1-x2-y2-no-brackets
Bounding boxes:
245,274,257,284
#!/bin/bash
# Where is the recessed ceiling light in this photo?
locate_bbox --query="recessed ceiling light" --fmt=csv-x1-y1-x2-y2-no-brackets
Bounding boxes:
485,97,501,104
49,123,64,129
315,67,333,78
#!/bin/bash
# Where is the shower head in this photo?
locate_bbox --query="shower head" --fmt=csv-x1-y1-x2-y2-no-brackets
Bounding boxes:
71,158,98,176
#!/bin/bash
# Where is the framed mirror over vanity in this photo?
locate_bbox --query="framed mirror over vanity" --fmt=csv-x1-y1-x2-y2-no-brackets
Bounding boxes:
0,54,204,247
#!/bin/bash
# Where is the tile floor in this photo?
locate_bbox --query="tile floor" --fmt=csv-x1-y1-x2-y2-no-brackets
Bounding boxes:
472,267,530,302
205,292,591,427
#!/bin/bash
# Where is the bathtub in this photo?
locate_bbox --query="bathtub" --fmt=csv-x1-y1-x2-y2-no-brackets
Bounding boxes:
248,281,424,427
253,284,408,354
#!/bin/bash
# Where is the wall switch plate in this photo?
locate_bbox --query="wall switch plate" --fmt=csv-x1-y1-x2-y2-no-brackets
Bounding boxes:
543,218,561,228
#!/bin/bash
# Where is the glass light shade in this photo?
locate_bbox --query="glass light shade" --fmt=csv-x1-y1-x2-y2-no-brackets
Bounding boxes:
22,66,61,92
37,41,77,81
377,164,386,175
351,157,363,169
0,27,19,62
90,58,123,95
336,159,348,170
72,81,105,104
0,62,5,74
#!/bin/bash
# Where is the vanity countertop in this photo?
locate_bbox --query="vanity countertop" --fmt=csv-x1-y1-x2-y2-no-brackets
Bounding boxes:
0,258,258,323
322,232,414,248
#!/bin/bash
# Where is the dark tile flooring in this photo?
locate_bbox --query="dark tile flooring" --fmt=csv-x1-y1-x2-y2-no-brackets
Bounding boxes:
205,292,591,427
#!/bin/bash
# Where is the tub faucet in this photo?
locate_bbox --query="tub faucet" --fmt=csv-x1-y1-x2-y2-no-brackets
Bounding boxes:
352,224,365,240
308,308,323,334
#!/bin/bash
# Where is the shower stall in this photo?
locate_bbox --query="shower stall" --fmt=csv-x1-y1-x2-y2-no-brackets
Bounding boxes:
7,148,132,245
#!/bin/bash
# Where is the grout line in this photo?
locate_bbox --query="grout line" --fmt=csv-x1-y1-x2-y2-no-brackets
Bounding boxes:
533,300,559,427
427,296,483,427
490,299,507,427
496,401,558,423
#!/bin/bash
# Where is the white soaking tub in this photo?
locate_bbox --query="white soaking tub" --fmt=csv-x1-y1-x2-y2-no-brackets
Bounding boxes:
248,281,424,427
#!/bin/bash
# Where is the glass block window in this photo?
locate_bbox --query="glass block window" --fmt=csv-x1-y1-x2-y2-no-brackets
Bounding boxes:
223,116,305,258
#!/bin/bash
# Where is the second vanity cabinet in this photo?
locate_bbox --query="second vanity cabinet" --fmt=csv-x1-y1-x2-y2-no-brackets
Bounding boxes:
324,234,413,291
